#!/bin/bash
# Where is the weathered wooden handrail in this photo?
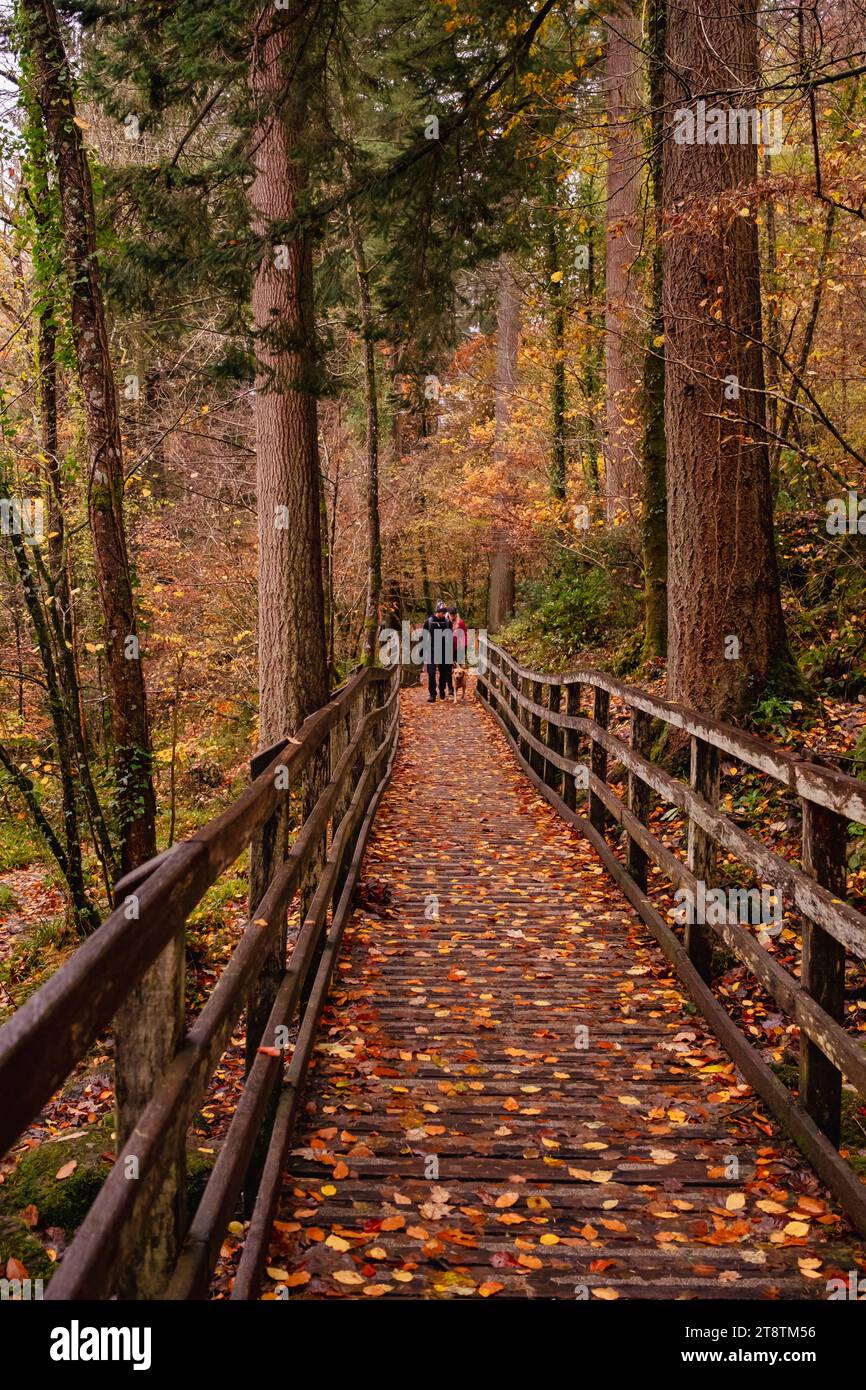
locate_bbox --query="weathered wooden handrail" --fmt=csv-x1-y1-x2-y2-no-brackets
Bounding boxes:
0,660,401,1298
476,639,866,1237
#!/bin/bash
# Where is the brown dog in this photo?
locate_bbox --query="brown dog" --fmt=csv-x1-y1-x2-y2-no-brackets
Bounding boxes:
453,666,467,701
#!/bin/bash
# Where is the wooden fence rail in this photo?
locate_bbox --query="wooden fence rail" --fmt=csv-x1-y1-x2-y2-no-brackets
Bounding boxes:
0,661,400,1299
476,640,866,1238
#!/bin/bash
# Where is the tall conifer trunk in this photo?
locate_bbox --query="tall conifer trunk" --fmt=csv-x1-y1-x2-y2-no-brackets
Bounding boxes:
662,0,794,718
249,5,328,746
245,5,330,1152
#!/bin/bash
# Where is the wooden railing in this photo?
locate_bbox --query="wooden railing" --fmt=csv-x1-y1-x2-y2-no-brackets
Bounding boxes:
476,640,866,1237
0,660,401,1299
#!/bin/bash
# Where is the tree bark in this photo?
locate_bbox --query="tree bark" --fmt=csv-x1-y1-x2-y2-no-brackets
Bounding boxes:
662,0,795,719
244,3,331,1204
641,0,667,658
346,198,382,665
249,3,329,746
604,0,644,522
488,253,518,631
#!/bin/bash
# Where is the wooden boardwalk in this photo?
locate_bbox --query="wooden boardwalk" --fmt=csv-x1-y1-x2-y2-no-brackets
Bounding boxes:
260,686,865,1299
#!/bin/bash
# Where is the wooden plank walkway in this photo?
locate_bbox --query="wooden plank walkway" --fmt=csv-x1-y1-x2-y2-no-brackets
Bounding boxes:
259,685,866,1299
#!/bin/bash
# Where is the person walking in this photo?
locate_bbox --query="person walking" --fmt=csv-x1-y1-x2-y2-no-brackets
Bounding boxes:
422,600,454,702
448,606,468,665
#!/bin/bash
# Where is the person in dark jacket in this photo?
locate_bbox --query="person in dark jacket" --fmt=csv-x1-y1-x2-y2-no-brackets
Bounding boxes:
423,601,454,702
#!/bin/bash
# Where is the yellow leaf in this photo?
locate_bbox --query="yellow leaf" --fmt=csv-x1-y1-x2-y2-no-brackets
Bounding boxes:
784,1221,809,1237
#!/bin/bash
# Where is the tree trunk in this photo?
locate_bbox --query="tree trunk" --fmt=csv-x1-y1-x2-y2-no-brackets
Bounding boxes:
488,253,518,631
249,4,328,746
244,3,330,1201
641,0,667,658
662,0,795,719
604,0,644,522
346,199,382,665
21,0,182,1297
547,211,567,502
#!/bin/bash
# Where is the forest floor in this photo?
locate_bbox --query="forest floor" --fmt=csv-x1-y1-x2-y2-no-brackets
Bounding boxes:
240,686,866,1300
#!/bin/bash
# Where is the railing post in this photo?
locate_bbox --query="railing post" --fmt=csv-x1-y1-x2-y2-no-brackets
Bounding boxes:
244,737,291,1212
244,740,290,1080
475,645,488,704
330,705,351,908
530,679,545,778
546,681,562,795
685,735,719,982
563,682,581,813
800,799,847,1146
627,707,652,892
336,679,369,896
112,880,187,1296
588,685,609,835
510,669,519,735
519,675,531,764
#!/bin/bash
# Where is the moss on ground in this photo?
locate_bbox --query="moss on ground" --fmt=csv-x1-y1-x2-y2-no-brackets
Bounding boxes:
0,1214,55,1280
772,1060,866,1179
0,1122,217,1284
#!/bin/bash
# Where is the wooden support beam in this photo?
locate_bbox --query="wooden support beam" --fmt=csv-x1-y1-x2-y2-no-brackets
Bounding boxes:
685,735,720,983
627,708,652,892
530,680,545,778
562,683,581,812
588,687,609,835
800,800,848,1146
545,682,563,794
